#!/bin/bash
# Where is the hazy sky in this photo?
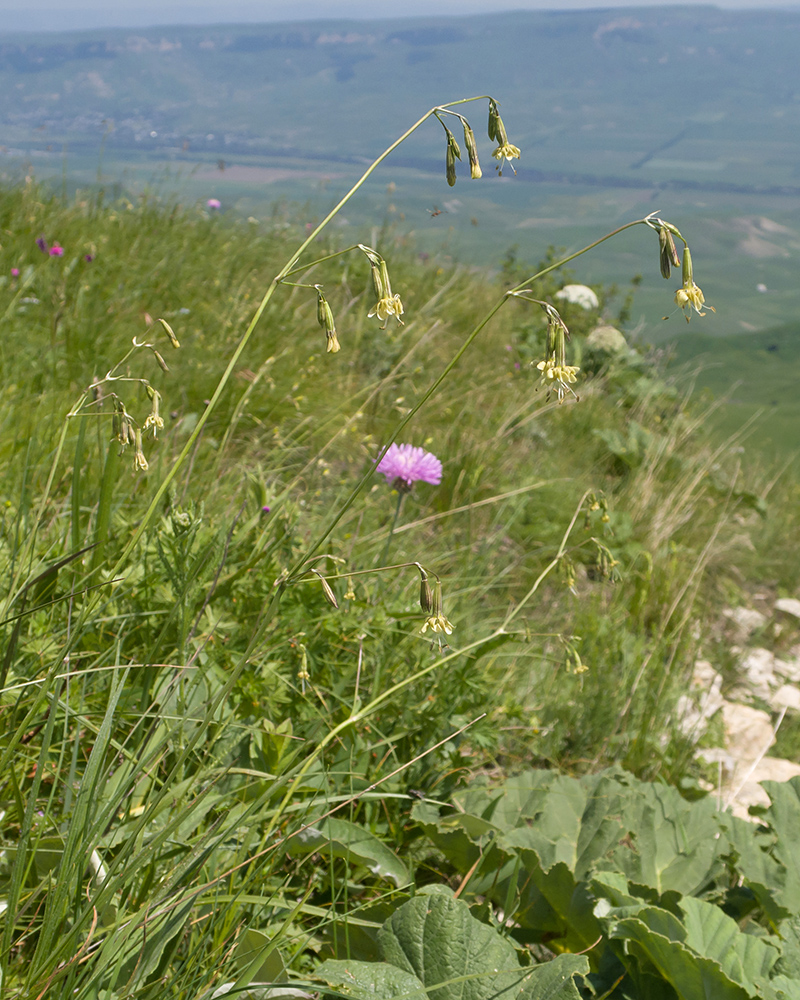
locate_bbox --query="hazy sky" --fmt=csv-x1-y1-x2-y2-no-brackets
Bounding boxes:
2,0,799,33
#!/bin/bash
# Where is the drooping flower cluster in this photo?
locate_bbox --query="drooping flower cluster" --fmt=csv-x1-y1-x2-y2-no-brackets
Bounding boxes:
488,98,520,176
530,301,580,404
367,257,404,329
316,287,340,353
536,359,580,395
376,443,442,492
674,249,714,321
645,215,714,322
419,574,454,637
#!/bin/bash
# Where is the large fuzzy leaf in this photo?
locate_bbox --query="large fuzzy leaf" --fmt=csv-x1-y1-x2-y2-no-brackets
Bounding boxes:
377,887,525,1000
678,897,779,991
607,783,725,897
603,899,779,1000
762,778,800,914
609,911,752,1000
516,954,589,1000
717,811,790,924
288,817,410,888
759,974,800,999
315,959,427,1000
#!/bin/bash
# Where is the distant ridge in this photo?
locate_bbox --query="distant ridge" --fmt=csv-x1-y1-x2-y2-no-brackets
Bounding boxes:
1,6,798,334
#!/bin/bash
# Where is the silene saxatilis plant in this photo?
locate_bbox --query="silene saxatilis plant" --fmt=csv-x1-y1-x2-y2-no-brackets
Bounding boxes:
1,94,719,997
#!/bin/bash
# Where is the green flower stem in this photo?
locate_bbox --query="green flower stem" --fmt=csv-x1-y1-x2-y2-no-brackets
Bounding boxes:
104,97,490,585
280,245,370,279
501,489,591,630
378,490,404,568
89,434,121,577
282,219,652,588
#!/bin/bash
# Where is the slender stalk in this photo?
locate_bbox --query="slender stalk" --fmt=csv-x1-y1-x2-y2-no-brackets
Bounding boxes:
378,491,404,568
89,436,120,577
282,219,651,585
104,97,489,583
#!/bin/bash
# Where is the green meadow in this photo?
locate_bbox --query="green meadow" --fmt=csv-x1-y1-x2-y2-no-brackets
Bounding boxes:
2,86,800,997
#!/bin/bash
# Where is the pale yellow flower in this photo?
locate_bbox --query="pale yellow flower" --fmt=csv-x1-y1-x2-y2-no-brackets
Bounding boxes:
492,143,521,175
421,614,454,636
368,293,404,328
675,280,714,321
536,359,580,402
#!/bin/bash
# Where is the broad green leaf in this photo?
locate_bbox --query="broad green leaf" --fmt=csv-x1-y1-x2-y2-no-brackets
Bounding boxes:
288,817,410,888
377,888,526,1000
762,778,800,913
516,954,589,1000
235,929,286,985
718,811,789,924
678,897,779,992
774,918,800,980
500,774,599,876
590,872,642,909
458,770,558,832
316,959,427,1000
610,914,753,1000
608,783,724,897
759,974,800,999
497,773,636,950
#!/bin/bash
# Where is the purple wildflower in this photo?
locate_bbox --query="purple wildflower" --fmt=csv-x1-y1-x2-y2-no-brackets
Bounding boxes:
11,267,19,277
49,244,64,257
261,505,271,514
36,237,48,253
207,198,221,210
376,444,442,491
84,254,94,263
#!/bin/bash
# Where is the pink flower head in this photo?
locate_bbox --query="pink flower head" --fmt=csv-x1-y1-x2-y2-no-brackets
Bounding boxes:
11,267,19,277
207,198,221,210
49,244,64,257
376,443,442,491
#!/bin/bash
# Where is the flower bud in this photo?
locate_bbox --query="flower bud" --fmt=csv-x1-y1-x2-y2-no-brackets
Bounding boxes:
152,349,170,372
316,289,340,352
488,99,508,145
682,246,693,285
445,129,461,187
658,227,680,280
158,317,180,349
419,571,434,614
134,427,149,472
312,569,339,609
462,121,482,179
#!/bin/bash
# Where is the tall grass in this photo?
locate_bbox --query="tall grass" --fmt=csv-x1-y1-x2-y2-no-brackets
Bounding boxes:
0,108,796,995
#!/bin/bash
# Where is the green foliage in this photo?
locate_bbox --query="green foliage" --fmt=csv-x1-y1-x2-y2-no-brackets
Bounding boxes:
0,116,797,997
317,888,589,1000
412,769,800,999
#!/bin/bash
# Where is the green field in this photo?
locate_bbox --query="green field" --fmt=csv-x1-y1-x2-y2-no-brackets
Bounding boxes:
3,19,800,997
2,5,800,343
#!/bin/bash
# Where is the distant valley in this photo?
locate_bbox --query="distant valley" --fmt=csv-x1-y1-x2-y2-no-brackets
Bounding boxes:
1,8,799,357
